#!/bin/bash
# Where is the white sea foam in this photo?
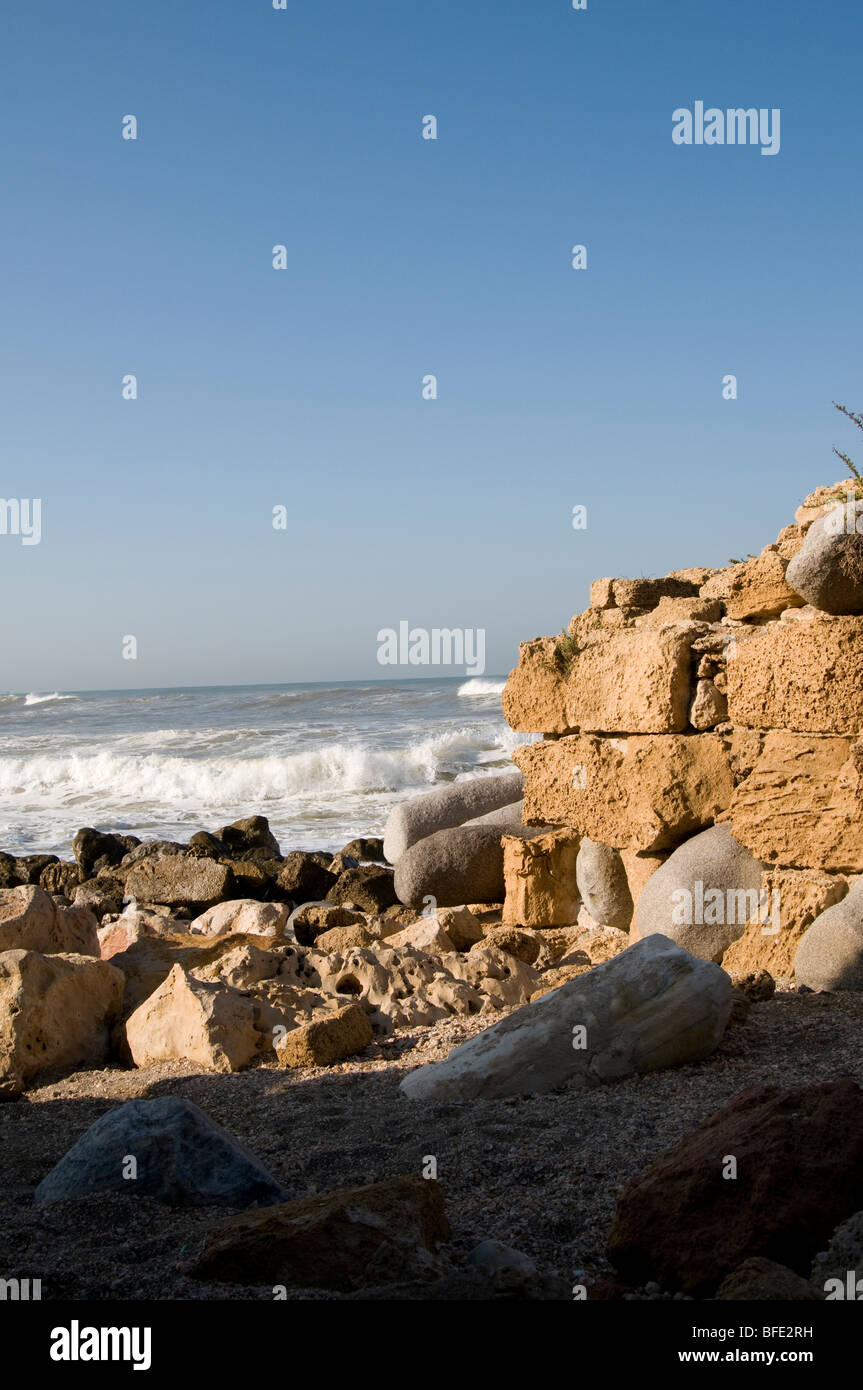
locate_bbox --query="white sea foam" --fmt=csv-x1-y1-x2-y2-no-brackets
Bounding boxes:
457,678,506,697
23,692,77,706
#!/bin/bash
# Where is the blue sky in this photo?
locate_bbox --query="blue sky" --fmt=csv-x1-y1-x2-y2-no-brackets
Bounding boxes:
1,0,861,690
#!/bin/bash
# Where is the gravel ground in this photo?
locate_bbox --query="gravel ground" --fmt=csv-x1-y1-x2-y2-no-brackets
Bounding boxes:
1,990,861,1301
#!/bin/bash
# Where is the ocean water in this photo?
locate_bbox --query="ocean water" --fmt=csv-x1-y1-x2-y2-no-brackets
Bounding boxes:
0,678,532,859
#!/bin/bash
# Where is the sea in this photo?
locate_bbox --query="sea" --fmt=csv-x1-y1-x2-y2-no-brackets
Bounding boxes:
0,678,534,860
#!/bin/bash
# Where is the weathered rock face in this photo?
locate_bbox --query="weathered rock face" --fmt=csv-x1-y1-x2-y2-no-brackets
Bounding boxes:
0,885,99,956
501,830,580,927
722,868,849,980
513,734,734,851
125,964,260,1073
785,500,863,614
399,935,732,1102
275,1002,373,1067
606,1079,863,1294
275,852,336,903
217,815,282,857
634,825,764,962
502,629,693,735
188,899,290,939
383,772,523,864
188,1175,451,1291
727,615,863,733
0,950,124,1094
726,733,863,872
700,544,803,620
793,877,863,991
124,855,234,910
34,1097,286,1208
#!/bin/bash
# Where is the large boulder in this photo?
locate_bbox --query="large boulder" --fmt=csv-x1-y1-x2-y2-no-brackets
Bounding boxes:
0,885,98,956
785,499,863,613
394,825,523,908
383,773,523,865
0,950,124,1094
575,838,633,930
275,852,336,903
634,825,764,962
606,1079,863,1294
188,1175,451,1291
34,1096,285,1208
399,934,733,1101
72,828,138,880
125,964,260,1072
794,877,863,991
123,854,234,910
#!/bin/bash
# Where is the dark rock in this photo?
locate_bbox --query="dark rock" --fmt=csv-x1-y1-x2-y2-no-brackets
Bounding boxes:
607,1078,863,1295
119,841,186,868
188,1175,450,1290
341,837,386,864
0,854,18,889
73,878,125,919
275,852,336,904
34,1097,285,1209
328,852,359,876
217,816,281,857
188,832,226,857
715,1257,819,1300
327,865,398,914
73,828,134,880
123,855,234,911
39,861,81,897
15,854,59,885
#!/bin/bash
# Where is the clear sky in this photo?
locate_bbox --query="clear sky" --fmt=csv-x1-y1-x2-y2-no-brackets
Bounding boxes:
1,0,861,691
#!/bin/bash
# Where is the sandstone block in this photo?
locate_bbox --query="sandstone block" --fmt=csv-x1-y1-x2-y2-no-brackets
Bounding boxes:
722,869,849,980
726,732,863,871
125,964,259,1072
0,885,98,956
513,734,735,852
275,1003,373,1067
700,545,804,620
124,855,233,910
726,615,863,733
501,829,580,927
0,950,124,1093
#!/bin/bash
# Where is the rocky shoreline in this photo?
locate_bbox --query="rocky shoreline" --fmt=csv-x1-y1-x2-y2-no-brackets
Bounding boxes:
4,478,863,1301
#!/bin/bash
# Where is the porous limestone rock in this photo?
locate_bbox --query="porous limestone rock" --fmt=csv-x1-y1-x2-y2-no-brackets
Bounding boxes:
399,935,732,1101
0,950,124,1094
125,964,259,1073
722,868,849,980
501,829,580,927
502,629,693,735
0,885,99,956
513,734,735,852
634,825,764,962
274,1002,373,1068
727,732,863,872
700,544,804,620
726,615,863,733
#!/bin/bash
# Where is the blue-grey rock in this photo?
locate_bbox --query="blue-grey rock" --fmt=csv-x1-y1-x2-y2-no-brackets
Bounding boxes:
34,1096,285,1208
786,500,863,614
383,773,523,864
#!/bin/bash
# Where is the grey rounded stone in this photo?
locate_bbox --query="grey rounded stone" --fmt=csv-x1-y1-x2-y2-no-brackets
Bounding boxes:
635,824,764,962
576,838,633,929
34,1096,285,1208
394,823,540,908
794,878,863,991
786,500,863,614
383,772,523,864
467,1240,536,1274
